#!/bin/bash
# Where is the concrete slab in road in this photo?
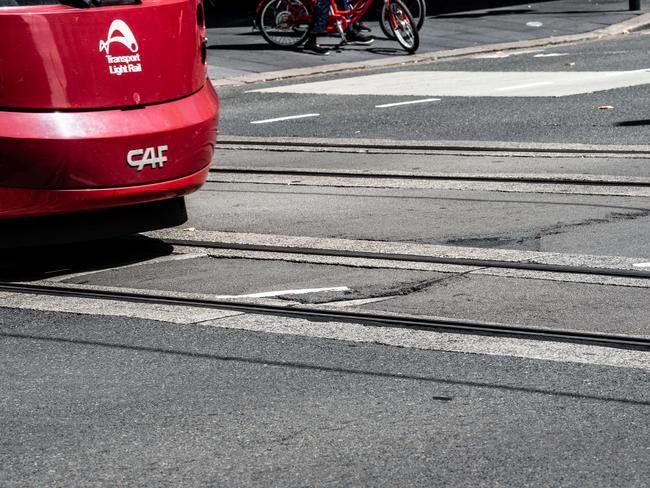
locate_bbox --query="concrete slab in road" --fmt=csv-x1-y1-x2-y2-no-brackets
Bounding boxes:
54,255,446,304
214,148,650,178
252,69,650,97
182,183,650,258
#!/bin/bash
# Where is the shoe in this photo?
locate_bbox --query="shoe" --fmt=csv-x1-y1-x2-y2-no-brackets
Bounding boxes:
354,22,372,33
303,34,330,55
346,30,374,45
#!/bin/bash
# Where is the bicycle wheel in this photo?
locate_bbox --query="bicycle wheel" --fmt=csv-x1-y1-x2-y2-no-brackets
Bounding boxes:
257,0,311,48
380,0,425,40
386,0,419,53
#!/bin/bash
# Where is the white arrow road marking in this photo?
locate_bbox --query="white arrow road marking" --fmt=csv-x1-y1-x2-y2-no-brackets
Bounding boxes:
251,114,320,124
375,98,441,108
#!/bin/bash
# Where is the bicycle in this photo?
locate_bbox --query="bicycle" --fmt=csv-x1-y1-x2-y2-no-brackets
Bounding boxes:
256,0,420,54
349,0,425,39
379,0,425,39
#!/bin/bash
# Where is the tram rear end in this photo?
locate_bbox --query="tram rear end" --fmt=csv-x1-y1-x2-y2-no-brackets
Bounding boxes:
0,0,218,247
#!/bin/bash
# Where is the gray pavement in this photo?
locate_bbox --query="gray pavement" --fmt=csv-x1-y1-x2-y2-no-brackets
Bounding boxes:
214,32,650,144
1,307,648,487
182,181,650,257
3,3,650,485
207,0,650,82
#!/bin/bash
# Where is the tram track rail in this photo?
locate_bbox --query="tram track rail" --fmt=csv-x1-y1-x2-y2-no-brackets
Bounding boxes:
0,280,648,352
217,135,650,158
210,167,650,189
159,237,650,281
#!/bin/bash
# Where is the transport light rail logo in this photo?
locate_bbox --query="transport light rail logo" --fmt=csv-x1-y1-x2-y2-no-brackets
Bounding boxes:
127,145,168,172
99,20,142,76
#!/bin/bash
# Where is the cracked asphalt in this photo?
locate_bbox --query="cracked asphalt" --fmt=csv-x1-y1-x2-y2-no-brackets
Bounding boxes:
181,181,650,256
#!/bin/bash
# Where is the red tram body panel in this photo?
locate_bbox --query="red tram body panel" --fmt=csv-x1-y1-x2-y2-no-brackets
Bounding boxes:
0,0,217,242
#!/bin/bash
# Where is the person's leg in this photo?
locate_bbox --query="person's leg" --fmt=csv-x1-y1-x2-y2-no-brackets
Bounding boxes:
305,0,331,54
343,0,374,44
343,0,372,33
311,0,330,34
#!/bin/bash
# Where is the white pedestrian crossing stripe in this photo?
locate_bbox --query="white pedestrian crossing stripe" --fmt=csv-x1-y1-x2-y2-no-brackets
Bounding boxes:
253,70,650,97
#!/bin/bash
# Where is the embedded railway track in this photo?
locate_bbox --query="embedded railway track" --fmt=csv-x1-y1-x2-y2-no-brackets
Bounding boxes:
216,136,650,157
3,140,649,353
0,280,649,352
209,139,650,195
162,236,650,281
209,167,650,189
2,233,650,352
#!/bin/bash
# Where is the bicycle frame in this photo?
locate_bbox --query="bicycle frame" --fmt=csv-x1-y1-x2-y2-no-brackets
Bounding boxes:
323,0,374,35
255,0,419,53
255,0,377,37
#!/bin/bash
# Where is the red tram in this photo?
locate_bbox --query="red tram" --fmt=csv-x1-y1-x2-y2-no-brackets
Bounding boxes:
0,0,218,246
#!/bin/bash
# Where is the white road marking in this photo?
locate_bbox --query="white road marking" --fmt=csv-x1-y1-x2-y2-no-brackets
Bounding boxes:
251,113,319,124
496,81,554,91
534,53,570,58
375,98,441,108
253,70,650,97
472,49,543,59
219,286,349,299
633,263,650,268
526,21,544,27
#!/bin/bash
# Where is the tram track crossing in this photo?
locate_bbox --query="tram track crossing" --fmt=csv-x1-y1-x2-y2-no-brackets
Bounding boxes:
2,140,648,359
210,166,650,189
209,139,650,197
2,231,649,354
0,280,648,352
215,136,650,157
156,236,650,281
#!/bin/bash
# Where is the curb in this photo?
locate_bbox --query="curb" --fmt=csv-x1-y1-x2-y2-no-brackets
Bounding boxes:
212,12,650,87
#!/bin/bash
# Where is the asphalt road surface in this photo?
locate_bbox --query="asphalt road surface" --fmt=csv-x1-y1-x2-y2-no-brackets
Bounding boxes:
1,308,648,487
218,33,650,144
2,18,650,488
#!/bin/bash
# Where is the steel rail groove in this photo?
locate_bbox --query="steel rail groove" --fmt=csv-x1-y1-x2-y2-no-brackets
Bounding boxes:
216,137,650,156
210,168,650,188
161,238,650,280
1,282,648,351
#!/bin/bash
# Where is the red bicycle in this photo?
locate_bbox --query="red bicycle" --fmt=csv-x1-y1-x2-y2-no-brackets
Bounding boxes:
256,0,420,53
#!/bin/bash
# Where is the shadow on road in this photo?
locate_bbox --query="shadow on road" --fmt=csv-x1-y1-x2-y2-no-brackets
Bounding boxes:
0,237,173,282
2,329,647,405
616,119,650,127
